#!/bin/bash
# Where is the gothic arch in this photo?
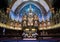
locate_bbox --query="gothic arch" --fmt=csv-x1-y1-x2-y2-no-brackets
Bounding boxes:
11,0,50,13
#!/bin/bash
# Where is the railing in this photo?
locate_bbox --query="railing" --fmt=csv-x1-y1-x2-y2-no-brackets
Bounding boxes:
0,22,60,30
0,23,22,30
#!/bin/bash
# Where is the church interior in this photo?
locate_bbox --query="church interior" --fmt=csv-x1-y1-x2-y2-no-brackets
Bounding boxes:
0,0,60,42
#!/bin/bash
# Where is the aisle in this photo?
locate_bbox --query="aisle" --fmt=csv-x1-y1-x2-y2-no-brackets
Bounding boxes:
0,40,58,42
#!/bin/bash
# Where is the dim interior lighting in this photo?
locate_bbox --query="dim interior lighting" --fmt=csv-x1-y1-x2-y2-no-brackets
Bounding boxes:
48,26,51,29
15,27,17,29
32,29,36,31
25,29,29,31
18,27,22,30
44,27,47,29
14,27,22,30
10,26,13,29
39,28,43,30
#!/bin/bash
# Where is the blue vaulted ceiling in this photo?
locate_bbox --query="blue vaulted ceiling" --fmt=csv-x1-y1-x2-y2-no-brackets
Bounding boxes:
10,2,51,22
